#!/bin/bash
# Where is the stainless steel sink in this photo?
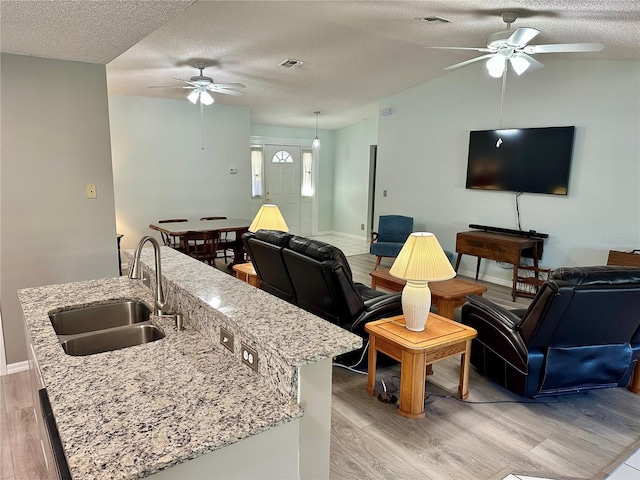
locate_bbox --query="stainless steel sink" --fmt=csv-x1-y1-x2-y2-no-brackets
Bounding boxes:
49,301,151,335
49,300,165,356
60,324,165,356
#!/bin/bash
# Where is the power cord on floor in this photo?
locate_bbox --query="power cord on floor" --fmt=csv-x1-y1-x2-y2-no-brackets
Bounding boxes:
385,375,563,407
332,340,369,375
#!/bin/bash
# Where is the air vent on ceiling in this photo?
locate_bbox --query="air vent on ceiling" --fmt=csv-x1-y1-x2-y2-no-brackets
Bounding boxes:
416,16,451,24
279,59,304,69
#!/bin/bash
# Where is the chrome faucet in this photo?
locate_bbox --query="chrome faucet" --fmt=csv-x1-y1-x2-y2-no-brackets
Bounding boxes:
129,236,167,315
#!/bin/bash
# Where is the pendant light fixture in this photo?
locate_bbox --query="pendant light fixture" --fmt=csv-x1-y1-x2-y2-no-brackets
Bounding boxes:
312,111,321,149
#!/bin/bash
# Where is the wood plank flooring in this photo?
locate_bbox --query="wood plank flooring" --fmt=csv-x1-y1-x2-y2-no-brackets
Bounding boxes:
2,248,638,480
1,370,48,480
334,253,640,480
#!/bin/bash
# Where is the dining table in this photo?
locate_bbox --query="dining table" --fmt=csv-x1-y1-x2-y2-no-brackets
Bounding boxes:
149,218,251,266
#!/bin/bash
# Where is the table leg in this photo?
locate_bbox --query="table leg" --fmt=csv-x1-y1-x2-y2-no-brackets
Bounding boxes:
628,357,640,395
398,350,426,419
458,340,472,400
475,257,481,280
438,299,455,320
454,253,462,272
511,264,518,301
367,336,377,396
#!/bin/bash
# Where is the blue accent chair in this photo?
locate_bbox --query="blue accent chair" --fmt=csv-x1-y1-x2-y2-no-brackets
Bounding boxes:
370,215,414,269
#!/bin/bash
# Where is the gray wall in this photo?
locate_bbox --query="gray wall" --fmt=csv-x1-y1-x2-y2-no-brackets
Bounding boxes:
333,117,378,238
109,95,252,251
375,59,640,285
1,54,118,364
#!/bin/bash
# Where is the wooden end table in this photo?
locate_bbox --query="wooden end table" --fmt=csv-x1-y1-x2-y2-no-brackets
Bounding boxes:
369,268,487,319
232,262,260,287
366,314,477,419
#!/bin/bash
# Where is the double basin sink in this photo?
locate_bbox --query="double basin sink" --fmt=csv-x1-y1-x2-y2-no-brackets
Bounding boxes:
49,301,165,356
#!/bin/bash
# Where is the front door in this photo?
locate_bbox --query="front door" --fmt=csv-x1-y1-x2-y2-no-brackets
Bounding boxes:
264,145,301,233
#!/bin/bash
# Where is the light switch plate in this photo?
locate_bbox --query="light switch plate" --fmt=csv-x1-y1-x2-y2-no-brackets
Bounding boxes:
220,327,234,352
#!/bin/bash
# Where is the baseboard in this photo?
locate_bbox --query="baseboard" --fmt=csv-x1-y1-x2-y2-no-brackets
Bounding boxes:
313,231,368,241
6,360,29,375
456,268,512,289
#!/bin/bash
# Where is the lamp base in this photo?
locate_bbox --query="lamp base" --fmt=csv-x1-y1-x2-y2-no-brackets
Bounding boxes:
401,281,432,332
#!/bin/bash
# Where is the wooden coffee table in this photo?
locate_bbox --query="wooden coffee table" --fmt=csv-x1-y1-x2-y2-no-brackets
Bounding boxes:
370,268,488,319
366,314,477,419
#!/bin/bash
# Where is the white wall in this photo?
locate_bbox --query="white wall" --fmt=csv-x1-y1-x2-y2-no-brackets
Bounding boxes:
376,59,640,284
109,95,252,250
1,54,118,364
333,117,378,238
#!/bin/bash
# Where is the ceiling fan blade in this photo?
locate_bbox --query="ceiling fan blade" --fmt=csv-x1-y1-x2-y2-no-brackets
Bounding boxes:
431,46,492,52
444,54,495,71
210,82,246,89
148,85,186,89
524,42,605,54
506,27,540,48
208,87,247,96
172,78,195,85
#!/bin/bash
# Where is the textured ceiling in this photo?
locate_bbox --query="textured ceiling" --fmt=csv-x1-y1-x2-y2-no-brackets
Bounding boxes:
2,1,639,129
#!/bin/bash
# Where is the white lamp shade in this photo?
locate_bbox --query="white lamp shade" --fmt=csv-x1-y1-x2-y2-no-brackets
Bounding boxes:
187,89,200,104
389,232,455,282
487,54,506,78
249,204,289,232
509,55,531,75
200,90,214,105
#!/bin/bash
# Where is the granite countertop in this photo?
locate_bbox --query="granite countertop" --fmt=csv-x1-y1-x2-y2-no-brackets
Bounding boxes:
19,247,362,479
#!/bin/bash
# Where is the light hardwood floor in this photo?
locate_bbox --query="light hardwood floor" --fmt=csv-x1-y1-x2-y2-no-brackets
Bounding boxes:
2,248,638,480
333,253,640,480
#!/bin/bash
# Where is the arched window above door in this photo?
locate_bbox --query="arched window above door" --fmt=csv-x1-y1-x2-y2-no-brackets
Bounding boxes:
272,150,293,163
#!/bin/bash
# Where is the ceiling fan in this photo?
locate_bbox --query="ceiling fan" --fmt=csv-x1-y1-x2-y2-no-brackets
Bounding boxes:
433,11,604,78
150,62,246,105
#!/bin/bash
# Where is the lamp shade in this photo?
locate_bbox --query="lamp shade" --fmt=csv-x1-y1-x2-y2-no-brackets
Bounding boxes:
249,204,289,232
390,232,455,282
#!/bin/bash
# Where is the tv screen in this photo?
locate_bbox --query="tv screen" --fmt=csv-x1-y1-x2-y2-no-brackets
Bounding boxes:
465,126,575,195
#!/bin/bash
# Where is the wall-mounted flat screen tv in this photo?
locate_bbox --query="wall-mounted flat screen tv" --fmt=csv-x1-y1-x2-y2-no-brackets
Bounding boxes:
465,126,576,195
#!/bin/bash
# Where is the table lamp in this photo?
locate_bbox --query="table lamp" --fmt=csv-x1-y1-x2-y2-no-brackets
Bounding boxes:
389,232,456,331
249,204,289,232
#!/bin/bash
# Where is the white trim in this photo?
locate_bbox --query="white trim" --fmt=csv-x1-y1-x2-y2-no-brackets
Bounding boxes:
250,135,318,235
314,231,368,242
6,360,29,375
0,309,6,376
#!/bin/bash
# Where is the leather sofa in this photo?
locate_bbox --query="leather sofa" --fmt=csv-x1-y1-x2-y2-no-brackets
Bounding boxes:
243,230,403,361
461,266,640,398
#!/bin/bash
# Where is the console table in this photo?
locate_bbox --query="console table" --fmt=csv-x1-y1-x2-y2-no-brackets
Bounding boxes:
455,230,545,301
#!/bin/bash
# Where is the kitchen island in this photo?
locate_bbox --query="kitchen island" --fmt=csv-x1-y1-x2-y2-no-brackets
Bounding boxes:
19,246,362,479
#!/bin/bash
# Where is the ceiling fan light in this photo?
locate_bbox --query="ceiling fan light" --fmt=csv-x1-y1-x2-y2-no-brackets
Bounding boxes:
510,55,531,75
187,89,200,104
487,55,506,78
200,90,214,105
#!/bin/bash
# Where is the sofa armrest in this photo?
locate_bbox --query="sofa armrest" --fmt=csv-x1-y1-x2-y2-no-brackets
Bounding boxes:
349,293,403,335
461,295,529,372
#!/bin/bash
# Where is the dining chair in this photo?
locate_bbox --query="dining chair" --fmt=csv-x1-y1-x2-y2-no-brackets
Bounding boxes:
158,218,188,248
200,216,233,263
179,231,221,267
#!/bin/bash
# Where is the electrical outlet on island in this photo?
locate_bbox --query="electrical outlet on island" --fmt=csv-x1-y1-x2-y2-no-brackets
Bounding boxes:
241,343,258,372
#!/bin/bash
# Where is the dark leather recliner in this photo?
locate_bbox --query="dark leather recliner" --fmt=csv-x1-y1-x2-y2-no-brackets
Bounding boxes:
461,266,640,398
243,231,403,342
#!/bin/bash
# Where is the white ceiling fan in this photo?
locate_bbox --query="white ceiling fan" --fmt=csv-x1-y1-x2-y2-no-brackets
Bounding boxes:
433,11,604,78
149,61,246,105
